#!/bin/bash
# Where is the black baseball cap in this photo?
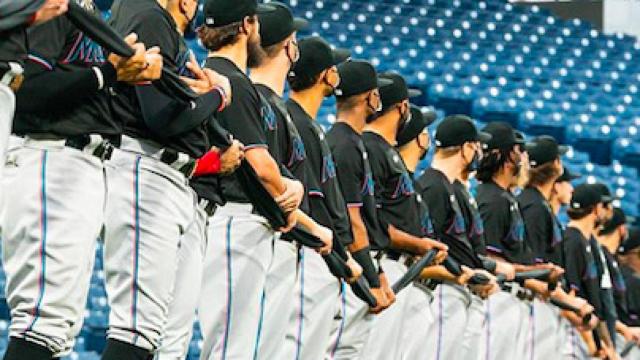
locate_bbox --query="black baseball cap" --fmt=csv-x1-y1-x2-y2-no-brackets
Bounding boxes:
556,166,581,183
204,0,275,28
378,72,422,111
335,60,392,98
258,2,308,47
618,226,640,254
396,105,436,147
592,182,618,204
289,36,350,79
526,135,569,168
570,183,607,210
481,122,525,150
434,115,491,148
601,207,635,234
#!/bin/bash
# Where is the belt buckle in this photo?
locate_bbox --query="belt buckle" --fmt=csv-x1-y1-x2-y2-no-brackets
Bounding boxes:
2,62,24,92
94,141,113,161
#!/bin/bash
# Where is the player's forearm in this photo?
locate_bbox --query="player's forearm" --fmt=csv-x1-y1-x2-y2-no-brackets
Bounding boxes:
387,224,425,254
245,148,287,196
347,207,370,252
420,265,457,282
524,278,549,294
295,210,320,233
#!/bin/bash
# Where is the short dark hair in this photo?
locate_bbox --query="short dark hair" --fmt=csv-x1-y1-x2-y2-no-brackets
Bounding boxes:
197,19,253,51
567,206,595,220
476,147,513,183
263,41,285,59
287,71,321,92
336,93,365,112
527,161,561,188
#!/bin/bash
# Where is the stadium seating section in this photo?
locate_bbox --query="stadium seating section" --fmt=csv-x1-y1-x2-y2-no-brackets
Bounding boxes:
1,0,638,358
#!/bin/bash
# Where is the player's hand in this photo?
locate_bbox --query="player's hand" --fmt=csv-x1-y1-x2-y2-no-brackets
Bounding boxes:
279,210,297,233
345,253,363,283
311,224,332,256
495,261,516,281
276,179,304,214
455,265,475,285
417,237,448,258
181,54,215,95
469,270,500,299
628,327,640,344
368,286,390,314
204,68,232,106
380,272,396,306
547,263,565,284
219,140,244,175
109,34,162,83
32,0,68,25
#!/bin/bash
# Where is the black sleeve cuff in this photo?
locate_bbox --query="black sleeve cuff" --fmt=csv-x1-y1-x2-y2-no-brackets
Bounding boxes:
100,62,118,87
352,247,380,288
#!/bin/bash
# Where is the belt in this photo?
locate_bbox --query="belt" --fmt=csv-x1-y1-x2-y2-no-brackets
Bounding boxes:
120,135,196,179
198,198,217,217
0,62,24,92
501,283,535,302
26,133,114,161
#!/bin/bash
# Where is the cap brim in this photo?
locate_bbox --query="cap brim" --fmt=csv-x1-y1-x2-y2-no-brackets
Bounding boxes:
377,77,394,88
423,109,437,127
408,88,422,98
477,131,492,144
601,195,615,203
256,4,277,13
558,145,569,155
332,48,351,65
292,17,309,31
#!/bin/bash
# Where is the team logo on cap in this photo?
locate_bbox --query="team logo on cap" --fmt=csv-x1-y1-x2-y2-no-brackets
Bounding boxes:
206,18,215,25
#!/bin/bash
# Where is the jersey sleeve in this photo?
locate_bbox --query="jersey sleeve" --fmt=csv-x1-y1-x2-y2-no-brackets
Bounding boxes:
562,235,586,293
123,9,178,70
333,142,365,207
221,77,268,149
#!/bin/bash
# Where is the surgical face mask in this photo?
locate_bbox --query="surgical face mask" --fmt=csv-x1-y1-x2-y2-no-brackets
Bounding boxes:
465,148,480,172
396,106,411,137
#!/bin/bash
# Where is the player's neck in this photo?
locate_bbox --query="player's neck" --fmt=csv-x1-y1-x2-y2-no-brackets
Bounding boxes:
492,171,512,191
597,233,619,254
550,198,562,216
535,182,555,201
210,42,248,74
249,60,288,97
569,218,596,239
399,146,420,173
290,89,324,120
431,157,461,184
364,114,398,146
336,109,366,134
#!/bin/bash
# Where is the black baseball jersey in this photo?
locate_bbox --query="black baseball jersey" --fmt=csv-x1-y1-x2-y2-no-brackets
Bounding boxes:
453,180,487,257
288,100,353,247
0,27,27,66
363,131,423,239
618,264,640,327
477,181,534,265
327,122,388,251
255,84,307,211
603,248,627,313
411,172,436,240
197,57,278,204
13,10,118,137
518,187,564,265
416,168,482,267
109,0,222,158
562,227,603,317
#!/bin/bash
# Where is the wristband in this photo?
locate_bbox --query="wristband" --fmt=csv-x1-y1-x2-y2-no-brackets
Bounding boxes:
351,247,380,288
213,86,227,112
193,149,222,177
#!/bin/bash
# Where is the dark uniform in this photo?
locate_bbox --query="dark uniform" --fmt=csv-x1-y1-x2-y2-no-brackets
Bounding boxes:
518,187,564,265
617,264,640,327
454,180,488,258
417,168,483,268
562,229,603,318
477,181,534,265
288,98,353,248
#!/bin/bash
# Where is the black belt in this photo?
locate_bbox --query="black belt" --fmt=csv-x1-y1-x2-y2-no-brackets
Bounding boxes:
198,198,217,217
65,134,115,160
159,148,197,179
501,283,535,302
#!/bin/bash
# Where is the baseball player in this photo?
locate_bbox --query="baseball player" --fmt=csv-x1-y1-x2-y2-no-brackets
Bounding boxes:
597,208,640,352
0,1,162,358
561,184,613,358
360,71,450,360
394,104,449,360
616,228,640,358
416,115,498,360
518,136,572,359
248,4,350,358
550,166,580,215
105,0,236,357
476,122,564,360
195,1,340,358
283,38,362,360
148,0,247,357
0,0,69,183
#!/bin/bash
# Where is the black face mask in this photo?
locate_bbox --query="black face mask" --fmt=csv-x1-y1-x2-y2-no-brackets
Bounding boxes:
465,149,480,173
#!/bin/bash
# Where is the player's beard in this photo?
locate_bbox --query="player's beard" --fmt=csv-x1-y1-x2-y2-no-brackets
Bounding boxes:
247,31,266,68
